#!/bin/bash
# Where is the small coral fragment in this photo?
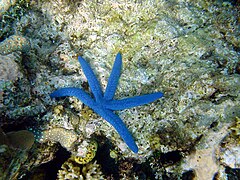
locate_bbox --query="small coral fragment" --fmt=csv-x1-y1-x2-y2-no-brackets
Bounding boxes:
41,127,77,150
0,35,30,55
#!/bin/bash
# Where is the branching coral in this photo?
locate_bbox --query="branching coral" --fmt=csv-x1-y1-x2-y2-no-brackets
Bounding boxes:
58,159,104,180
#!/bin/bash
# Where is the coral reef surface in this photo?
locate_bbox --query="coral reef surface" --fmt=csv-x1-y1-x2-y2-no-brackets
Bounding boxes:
0,0,239,179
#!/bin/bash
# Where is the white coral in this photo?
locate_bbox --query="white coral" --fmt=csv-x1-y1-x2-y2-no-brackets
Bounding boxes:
58,160,105,180
182,124,231,180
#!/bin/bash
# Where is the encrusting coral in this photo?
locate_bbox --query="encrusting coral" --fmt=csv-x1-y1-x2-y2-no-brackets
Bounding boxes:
0,35,30,55
230,117,240,143
41,127,78,150
73,140,98,165
182,124,231,179
0,54,22,81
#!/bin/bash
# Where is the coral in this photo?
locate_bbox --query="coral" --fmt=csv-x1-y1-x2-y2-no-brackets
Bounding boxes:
80,106,96,122
0,35,30,55
41,127,78,150
0,54,22,81
53,105,64,116
6,103,46,119
0,54,46,122
118,158,137,179
182,124,231,180
0,0,32,37
0,53,37,120
40,105,81,135
0,145,28,179
0,0,17,17
230,117,240,141
13,141,59,179
73,140,98,165
0,128,34,150
49,41,79,74
35,0,239,158
0,0,239,178
22,142,59,169
218,117,240,168
0,129,36,180
58,159,104,180
149,120,195,153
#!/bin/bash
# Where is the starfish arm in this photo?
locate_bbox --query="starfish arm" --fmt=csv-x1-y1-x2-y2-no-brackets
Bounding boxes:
104,92,164,110
50,87,96,107
92,106,138,153
78,56,103,102
104,53,122,100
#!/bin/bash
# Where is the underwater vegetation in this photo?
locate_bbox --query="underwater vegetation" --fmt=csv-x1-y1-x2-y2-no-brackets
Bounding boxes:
0,0,239,179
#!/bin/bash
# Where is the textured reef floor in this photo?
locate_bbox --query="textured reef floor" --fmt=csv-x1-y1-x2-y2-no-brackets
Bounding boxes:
0,0,240,179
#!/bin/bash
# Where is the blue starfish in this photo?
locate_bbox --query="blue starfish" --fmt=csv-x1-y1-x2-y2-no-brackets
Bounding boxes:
50,53,163,153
